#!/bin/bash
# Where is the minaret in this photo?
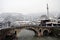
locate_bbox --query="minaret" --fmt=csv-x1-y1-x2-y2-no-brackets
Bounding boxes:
47,3,49,19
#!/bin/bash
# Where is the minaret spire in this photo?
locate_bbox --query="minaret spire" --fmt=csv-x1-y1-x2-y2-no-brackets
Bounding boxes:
47,3,49,19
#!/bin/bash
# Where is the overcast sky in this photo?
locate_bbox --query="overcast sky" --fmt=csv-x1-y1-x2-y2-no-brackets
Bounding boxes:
0,0,60,15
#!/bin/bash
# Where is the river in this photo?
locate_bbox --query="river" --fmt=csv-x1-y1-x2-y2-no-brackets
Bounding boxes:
17,29,60,40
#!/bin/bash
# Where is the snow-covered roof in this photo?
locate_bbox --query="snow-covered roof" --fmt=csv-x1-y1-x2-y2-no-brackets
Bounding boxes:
40,15,48,20
0,18,4,23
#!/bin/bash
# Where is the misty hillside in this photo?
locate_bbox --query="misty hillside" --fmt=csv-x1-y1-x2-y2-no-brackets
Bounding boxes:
0,12,60,22
0,13,24,22
24,12,60,21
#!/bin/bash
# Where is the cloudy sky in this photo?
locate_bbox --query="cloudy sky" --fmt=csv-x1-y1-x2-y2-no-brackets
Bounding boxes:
0,0,60,15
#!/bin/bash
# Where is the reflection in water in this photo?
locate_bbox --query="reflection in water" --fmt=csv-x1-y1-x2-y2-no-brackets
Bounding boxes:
17,29,60,40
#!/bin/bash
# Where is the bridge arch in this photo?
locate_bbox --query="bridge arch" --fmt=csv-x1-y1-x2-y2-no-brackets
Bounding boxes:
39,29,41,32
26,28,38,36
43,30,49,36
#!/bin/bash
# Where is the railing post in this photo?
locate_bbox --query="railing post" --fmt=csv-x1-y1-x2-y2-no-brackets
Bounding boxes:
52,23,53,27
46,24,47,27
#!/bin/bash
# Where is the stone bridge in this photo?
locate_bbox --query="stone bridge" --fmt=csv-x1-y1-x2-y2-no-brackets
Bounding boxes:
14,26,52,37
0,25,59,40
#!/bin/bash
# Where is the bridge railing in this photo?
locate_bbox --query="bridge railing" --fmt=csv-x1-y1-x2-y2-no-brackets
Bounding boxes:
39,23,60,27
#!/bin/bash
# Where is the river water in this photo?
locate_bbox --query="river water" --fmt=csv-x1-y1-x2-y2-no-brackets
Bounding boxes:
17,29,60,40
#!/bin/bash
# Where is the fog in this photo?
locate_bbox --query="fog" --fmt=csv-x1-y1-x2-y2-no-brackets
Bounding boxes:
0,0,60,15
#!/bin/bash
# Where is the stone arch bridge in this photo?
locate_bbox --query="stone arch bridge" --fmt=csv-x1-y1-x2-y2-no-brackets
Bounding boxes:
14,26,52,37
0,25,55,40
